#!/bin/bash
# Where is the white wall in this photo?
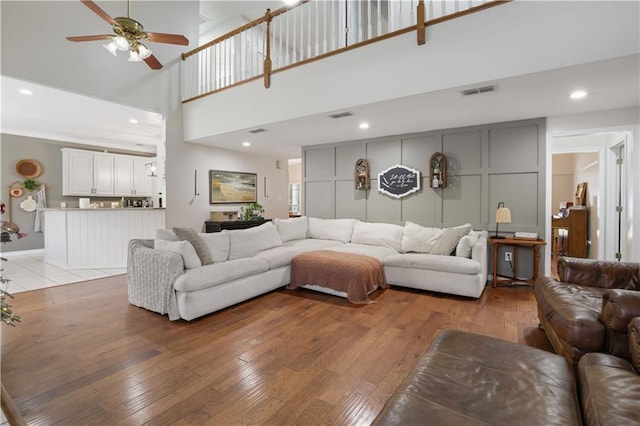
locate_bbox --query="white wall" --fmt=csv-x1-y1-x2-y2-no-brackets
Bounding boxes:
184,1,639,140
165,129,289,231
551,154,575,213
548,106,640,262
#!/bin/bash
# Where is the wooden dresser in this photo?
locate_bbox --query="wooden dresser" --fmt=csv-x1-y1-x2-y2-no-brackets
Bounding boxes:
552,207,588,258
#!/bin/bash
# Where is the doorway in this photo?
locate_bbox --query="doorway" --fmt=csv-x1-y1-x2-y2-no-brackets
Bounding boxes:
550,130,630,264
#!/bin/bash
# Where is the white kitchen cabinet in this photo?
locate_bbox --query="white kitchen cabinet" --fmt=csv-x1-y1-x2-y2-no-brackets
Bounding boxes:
113,156,153,196
63,149,114,196
63,148,153,197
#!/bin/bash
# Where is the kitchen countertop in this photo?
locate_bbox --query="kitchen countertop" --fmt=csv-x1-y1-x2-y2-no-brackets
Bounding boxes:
43,207,166,211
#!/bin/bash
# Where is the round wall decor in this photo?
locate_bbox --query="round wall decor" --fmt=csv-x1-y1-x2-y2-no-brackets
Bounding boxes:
9,187,24,198
15,159,42,179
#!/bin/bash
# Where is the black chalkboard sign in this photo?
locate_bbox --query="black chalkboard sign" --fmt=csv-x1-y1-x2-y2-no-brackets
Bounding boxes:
377,165,421,198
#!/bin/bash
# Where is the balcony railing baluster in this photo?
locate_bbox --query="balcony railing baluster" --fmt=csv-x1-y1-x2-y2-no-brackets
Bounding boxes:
181,0,508,102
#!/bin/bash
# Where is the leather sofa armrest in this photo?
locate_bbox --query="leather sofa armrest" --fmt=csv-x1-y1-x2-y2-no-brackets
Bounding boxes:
558,257,640,289
600,290,640,332
629,318,640,372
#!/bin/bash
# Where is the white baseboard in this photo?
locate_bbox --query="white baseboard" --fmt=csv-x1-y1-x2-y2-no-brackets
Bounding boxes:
0,248,45,258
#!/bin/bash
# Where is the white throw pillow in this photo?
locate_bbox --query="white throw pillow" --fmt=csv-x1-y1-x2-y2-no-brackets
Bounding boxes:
401,222,443,253
155,240,201,269
224,222,284,260
455,231,480,258
431,223,473,256
198,232,230,262
155,228,178,242
351,220,404,251
274,216,308,242
307,217,356,243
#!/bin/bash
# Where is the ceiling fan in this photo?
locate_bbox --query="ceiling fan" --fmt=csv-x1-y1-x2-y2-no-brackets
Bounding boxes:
66,0,189,70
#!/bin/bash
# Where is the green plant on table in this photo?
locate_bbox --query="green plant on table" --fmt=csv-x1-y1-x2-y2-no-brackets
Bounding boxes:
240,202,264,221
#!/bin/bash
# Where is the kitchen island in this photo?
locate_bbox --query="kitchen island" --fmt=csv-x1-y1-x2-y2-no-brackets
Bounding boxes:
43,208,165,269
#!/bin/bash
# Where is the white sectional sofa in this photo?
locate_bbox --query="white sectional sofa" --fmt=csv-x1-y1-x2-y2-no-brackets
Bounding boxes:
127,217,488,321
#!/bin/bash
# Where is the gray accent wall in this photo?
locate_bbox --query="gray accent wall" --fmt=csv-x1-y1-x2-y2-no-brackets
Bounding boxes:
302,118,547,279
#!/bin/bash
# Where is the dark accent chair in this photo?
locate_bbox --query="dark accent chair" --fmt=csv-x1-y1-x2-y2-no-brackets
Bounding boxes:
535,257,640,365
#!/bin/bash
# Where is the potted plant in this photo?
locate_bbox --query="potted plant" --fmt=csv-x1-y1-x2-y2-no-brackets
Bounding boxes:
240,202,264,221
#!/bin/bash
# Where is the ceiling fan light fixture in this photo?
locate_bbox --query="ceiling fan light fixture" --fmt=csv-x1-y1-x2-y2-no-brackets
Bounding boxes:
102,41,118,56
128,49,142,62
114,36,130,51
137,44,152,59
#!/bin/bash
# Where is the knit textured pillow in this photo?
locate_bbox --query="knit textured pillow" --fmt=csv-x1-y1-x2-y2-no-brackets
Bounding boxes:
173,227,213,265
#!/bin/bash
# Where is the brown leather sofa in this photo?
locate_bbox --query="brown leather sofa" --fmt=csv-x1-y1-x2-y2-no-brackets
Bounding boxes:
374,322,640,425
535,257,640,366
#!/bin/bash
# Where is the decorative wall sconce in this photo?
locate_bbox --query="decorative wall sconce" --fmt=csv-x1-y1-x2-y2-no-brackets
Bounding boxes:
355,158,370,190
429,152,447,188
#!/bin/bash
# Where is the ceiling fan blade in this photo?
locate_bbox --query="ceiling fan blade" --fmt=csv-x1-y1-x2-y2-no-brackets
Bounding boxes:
66,35,113,42
145,32,189,46
143,54,163,70
81,0,117,26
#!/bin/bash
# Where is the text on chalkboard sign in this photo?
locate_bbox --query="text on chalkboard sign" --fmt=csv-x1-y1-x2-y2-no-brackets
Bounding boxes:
377,164,421,198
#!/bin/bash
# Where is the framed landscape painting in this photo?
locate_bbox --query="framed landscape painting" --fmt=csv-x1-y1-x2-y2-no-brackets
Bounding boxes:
209,170,257,204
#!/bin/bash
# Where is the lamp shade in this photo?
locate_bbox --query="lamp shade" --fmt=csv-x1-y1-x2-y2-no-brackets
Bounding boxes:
496,203,512,224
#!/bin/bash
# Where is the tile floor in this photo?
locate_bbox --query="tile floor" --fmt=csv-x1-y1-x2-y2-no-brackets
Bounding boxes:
0,251,126,294
1,251,126,425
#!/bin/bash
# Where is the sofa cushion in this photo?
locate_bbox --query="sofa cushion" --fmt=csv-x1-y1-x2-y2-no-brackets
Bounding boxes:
578,352,640,426
154,240,201,269
224,222,283,260
284,238,344,251
535,281,606,352
373,330,581,426
198,232,230,263
430,223,472,255
173,258,270,292
401,222,443,253
255,246,300,269
308,218,356,243
326,243,398,262
351,221,404,251
173,227,213,265
455,230,481,258
274,216,308,242
384,253,481,275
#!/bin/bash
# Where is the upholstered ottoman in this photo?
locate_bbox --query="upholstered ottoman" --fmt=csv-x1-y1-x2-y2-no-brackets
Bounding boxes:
288,250,387,304
373,329,581,425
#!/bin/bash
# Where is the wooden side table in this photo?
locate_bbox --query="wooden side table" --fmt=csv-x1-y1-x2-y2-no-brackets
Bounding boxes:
488,237,547,287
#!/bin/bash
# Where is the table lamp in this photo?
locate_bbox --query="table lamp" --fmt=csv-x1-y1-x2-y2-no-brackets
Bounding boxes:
494,202,511,239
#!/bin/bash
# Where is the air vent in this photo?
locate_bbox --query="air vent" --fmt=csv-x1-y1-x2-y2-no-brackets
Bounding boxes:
248,128,267,134
460,85,496,96
328,111,354,119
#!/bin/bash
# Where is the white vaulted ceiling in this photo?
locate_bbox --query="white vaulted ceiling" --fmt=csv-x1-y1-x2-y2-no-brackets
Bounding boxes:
1,1,639,158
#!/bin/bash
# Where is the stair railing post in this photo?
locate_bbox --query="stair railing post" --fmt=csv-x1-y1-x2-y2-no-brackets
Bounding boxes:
264,8,273,89
417,0,426,45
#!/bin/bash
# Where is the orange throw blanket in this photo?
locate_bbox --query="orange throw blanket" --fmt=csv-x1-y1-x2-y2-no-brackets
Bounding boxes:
288,250,387,304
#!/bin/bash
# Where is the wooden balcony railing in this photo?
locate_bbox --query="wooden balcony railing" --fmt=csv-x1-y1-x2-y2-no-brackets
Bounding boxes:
181,0,509,103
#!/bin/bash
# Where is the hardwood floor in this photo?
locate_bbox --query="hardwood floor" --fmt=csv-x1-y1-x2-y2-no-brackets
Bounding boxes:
1,276,553,425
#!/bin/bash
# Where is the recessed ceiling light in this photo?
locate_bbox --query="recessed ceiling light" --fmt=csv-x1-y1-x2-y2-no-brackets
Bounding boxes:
19,88,33,96
129,119,139,124
242,141,251,147
359,122,370,129
569,90,588,100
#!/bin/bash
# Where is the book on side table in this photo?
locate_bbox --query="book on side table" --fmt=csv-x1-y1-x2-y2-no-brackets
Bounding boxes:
514,232,539,240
